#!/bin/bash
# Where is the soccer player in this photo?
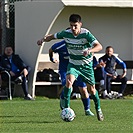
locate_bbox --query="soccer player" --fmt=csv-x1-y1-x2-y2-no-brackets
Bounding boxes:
37,14,104,121
49,40,94,116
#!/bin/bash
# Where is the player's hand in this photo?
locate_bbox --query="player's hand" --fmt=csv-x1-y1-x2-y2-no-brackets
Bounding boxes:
50,57,58,63
37,38,44,46
83,49,90,56
53,58,58,63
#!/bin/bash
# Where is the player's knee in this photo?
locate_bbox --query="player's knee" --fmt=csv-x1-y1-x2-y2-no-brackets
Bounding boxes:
88,85,96,95
79,87,89,98
66,79,73,88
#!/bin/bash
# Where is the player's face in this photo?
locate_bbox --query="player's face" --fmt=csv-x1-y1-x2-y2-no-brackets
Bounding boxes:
70,22,82,36
106,48,114,57
4,47,13,56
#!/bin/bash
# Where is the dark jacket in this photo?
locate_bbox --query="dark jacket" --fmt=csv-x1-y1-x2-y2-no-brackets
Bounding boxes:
99,54,126,75
0,54,27,72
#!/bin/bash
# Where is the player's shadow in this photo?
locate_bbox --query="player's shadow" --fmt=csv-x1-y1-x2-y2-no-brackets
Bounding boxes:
0,115,60,123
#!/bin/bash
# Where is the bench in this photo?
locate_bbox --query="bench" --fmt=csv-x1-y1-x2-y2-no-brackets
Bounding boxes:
34,54,62,98
35,54,61,85
34,54,133,97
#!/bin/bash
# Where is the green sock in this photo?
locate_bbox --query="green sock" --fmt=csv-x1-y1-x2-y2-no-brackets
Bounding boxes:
64,86,72,108
91,90,101,110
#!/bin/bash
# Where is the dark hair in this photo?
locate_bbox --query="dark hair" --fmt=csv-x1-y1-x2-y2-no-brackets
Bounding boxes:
69,14,81,23
106,46,113,50
4,45,13,52
5,45,13,48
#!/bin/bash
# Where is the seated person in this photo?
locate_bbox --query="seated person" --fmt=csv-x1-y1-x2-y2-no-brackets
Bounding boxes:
99,46,127,99
0,45,34,100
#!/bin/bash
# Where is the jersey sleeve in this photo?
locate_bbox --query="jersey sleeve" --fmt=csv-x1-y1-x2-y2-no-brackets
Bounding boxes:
54,30,66,39
86,31,98,46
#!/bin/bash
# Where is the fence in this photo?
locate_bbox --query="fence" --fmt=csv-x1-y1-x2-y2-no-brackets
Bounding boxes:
0,0,32,54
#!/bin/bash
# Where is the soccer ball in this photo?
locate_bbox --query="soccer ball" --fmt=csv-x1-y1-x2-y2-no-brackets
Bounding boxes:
61,108,75,122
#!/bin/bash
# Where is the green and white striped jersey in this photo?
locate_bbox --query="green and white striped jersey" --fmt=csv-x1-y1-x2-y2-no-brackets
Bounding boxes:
54,28,98,66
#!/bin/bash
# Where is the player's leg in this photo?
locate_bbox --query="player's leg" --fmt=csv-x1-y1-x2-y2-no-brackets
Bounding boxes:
63,74,75,108
59,71,66,109
80,65,104,121
87,83,104,121
63,63,78,108
79,86,94,116
59,71,73,109
75,76,94,116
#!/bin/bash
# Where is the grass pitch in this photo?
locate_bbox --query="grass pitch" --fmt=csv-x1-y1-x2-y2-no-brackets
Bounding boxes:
0,96,133,133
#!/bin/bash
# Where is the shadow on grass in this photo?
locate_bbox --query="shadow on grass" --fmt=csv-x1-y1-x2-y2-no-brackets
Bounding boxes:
0,115,61,124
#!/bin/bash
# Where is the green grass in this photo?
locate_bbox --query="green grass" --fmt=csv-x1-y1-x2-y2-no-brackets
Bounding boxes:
0,97,133,133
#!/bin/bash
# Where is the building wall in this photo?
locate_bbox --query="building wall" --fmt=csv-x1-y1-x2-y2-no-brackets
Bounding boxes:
15,2,133,96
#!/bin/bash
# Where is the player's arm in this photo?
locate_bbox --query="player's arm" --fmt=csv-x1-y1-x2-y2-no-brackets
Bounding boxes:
49,40,66,63
83,30,103,56
37,34,55,45
49,48,58,63
37,29,66,46
83,41,102,56
90,42,102,53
